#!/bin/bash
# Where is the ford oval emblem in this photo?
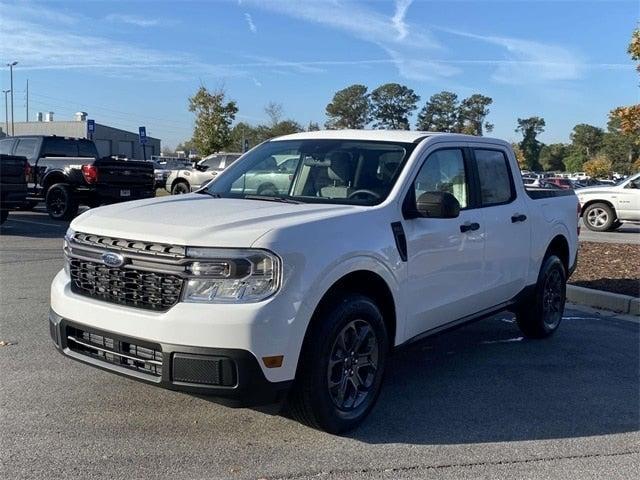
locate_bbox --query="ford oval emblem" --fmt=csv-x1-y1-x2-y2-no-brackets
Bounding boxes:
101,252,125,268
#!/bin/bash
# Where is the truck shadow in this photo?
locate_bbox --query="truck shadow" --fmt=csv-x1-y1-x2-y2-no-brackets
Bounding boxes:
350,314,640,445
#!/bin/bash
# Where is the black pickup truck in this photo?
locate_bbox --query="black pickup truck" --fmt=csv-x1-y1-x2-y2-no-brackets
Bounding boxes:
0,136,155,220
0,154,29,224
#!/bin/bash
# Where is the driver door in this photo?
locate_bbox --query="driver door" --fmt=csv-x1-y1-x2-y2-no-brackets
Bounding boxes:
402,147,488,339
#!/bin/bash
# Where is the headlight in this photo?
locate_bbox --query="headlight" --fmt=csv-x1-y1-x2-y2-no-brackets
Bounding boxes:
63,228,75,275
182,248,280,303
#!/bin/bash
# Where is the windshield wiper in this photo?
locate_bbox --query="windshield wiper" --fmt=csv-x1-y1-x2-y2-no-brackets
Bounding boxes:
197,190,221,198
243,194,303,204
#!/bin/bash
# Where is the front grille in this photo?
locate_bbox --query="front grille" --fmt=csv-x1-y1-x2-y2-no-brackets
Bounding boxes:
73,232,186,258
66,325,163,377
69,258,184,311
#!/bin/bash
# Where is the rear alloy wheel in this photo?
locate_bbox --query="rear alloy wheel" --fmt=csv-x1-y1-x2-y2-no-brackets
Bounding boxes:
46,183,79,221
171,181,190,195
583,203,615,232
288,294,388,433
516,255,567,338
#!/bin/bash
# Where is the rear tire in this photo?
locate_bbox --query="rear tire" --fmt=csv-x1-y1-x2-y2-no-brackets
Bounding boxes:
516,255,567,339
287,294,388,434
46,183,79,221
583,203,615,232
171,181,190,195
0,209,8,225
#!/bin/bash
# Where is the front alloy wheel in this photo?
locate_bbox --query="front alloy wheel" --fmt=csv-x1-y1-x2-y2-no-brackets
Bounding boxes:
288,294,388,433
328,319,379,411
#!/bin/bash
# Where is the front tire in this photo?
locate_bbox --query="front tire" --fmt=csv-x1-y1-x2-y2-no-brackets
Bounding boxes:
583,203,615,232
46,183,79,221
516,255,567,339
171,181,190,195
288,294,388,433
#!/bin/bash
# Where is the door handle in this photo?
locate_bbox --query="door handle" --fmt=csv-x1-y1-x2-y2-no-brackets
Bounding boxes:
460,222,480,233
511,214,527,223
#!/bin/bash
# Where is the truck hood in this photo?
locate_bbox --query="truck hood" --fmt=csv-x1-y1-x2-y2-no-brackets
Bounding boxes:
70,194,358,247
575,185,618,195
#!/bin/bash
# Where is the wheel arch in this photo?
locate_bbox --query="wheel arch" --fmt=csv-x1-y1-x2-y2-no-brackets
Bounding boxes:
544,234,570,273
171,177,190,190
303,270,398,353
580,199,616,217
42,171,68,195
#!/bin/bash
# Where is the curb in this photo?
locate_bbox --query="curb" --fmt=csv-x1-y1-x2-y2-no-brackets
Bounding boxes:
567,285,639,315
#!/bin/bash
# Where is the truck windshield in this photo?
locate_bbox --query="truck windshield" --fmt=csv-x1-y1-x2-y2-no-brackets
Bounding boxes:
205,139,416,206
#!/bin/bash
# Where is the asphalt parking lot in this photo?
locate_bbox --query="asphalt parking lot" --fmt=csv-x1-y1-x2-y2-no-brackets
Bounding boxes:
578,220,640,245
1,209,639,480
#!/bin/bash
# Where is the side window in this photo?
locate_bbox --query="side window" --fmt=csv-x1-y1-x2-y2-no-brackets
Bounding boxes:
475,149,514,206
202,157,222,169
414,149,468,208
78,141,98,158
14,139,38,159
43,138,79,157
0,139,15,155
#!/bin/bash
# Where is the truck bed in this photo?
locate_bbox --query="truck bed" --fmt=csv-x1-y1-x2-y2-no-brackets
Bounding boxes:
525,187,575,199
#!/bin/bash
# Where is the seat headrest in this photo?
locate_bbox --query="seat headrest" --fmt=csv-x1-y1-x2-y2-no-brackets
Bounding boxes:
327,151,352,183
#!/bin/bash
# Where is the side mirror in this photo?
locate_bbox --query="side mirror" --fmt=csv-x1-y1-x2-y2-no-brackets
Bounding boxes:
414,191,461,219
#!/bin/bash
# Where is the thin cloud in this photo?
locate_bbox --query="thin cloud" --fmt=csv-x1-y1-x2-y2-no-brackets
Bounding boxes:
441,28,585,83
243,0,445,81
105,14,168,28
244,13,257,33
392,0,413,41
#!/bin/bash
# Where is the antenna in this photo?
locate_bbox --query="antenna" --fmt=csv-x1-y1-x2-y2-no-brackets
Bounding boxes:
25,79,29,122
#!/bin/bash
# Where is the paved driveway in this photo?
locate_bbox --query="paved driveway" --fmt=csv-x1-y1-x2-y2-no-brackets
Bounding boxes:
579,219,640,244
1,210,639,480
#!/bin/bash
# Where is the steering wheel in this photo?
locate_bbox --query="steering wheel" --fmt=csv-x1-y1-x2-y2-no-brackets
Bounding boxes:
348,189,381,201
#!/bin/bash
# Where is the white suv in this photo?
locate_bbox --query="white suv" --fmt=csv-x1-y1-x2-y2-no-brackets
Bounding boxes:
50,130,578,433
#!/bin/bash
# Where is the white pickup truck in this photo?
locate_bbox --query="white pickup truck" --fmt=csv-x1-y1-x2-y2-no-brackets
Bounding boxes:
50,130,579,433
576,172,640,231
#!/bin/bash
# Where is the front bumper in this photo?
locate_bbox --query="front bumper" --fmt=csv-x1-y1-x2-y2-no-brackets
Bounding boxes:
49,309,291,406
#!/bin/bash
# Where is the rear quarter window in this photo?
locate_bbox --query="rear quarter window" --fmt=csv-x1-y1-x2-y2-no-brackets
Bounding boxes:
474,149,515,206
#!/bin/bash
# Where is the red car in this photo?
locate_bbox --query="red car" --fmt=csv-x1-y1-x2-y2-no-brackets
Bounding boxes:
545,177,575,189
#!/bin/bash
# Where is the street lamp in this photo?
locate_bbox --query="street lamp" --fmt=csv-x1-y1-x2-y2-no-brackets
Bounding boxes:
2,89,10,136
7,61,17,135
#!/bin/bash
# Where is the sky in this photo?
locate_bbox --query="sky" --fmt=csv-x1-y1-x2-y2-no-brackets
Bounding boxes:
1,0,638,149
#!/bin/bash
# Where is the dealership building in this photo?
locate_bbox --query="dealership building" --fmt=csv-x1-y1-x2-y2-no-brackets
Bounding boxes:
3,112,161,160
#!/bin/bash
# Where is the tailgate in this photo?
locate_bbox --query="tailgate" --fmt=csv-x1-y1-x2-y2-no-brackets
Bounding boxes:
95,160,155,187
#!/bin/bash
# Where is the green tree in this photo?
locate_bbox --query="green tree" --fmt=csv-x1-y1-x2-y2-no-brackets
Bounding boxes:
563,148,586,172
325,84,371,129
516,116,546,171
415,91,459,132
188,86,238,155
539,143,568,171
307,121,320,131
229,122,260,152
570,124,604,158
370,83,420,130
458,94,494,135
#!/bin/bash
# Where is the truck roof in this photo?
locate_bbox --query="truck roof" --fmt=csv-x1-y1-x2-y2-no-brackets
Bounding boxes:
271,129,507,145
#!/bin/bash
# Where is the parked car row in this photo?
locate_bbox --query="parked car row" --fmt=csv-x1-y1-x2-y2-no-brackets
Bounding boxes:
0,135,155,220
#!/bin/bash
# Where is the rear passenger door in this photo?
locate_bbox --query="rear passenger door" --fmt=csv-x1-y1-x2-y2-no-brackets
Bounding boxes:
473,147,531,304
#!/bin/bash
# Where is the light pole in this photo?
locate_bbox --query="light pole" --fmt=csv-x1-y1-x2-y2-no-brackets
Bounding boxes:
7,61,17,135
2,89,10,135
